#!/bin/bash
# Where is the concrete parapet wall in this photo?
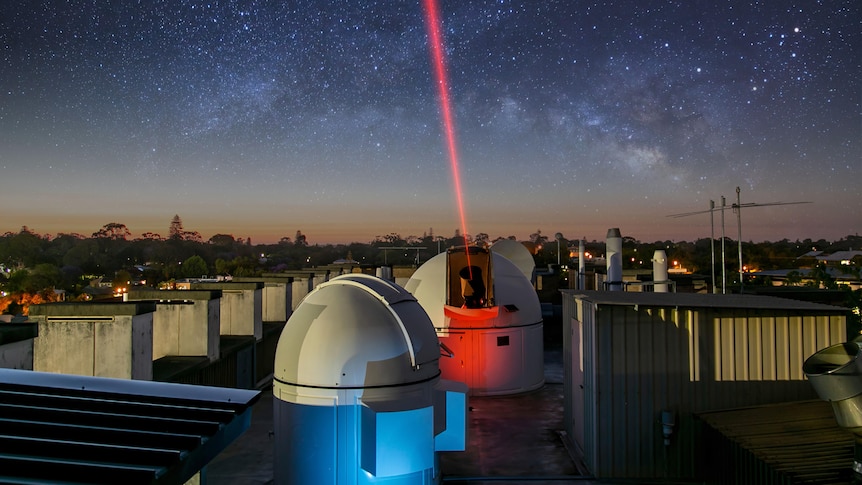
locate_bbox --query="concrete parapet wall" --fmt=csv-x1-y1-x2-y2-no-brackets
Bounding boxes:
260,282,291,322
291,278,311,311
235,276,293,323
150,301,220,361
29,302,155,380
126,290,221,361
190,283,263,340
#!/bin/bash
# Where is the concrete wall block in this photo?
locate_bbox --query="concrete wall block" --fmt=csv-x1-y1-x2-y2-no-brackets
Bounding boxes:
153,305,181,360
207,299,220,360
131,313,153,380
262,282,291,323
177,302,210,357
0,339,34,370
94,316,134,379
292,278,310,311
34,319,95,376
220,289,263,339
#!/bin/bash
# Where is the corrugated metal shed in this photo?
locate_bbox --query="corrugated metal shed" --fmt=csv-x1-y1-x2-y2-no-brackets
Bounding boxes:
697,400,854,484
0,368,260,484
562,290,849,480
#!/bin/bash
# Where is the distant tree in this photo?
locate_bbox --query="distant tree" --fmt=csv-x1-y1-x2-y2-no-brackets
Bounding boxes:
209,234,236,246
295,230,308,247
28,263,64,291
529,229,548,246
844,288,862,337
0,228,47,268
850,255,862,279
474,233,490,246
139,232,163,241
806,262,837,290
0,289,62,315
214,256,257,276
45,233,86,267
376,233,404,245
182,230,203,243
446,229,465,248
181,255,208,278
2,269,30,293
214,258,231,275
92,223,131,240
233,256,259,276
168,215,184,241
112,269,132,290
278,236,292,245
785,270,803,286
61,239,98,270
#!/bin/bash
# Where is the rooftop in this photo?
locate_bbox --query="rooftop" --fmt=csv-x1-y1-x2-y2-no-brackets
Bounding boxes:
206,344,604,485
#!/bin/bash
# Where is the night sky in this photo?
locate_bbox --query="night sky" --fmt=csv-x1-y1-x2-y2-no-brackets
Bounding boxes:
1,1,859,244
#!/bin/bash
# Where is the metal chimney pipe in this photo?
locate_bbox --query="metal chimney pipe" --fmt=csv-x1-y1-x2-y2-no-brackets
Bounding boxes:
652,250,668,293
606,228,622,291
578,239,586,290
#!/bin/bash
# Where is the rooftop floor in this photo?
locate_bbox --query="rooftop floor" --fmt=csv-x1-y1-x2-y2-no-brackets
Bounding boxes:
205,344,604,484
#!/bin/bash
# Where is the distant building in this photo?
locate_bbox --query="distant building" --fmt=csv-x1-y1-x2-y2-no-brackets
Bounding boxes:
817,250,862,266
751,248,862,290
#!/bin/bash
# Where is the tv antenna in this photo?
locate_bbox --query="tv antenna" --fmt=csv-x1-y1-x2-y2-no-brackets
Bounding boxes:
668,187,811,294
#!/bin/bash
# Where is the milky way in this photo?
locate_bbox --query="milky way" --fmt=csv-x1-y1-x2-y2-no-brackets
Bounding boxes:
0,1,859,243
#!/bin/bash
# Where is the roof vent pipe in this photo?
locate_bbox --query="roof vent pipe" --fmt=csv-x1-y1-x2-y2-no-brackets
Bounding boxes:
652,250,669,293
578,239,586,290
606,228,623,291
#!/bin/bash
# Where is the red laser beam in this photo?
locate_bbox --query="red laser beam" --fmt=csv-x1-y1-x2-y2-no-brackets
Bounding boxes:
421,0,472,277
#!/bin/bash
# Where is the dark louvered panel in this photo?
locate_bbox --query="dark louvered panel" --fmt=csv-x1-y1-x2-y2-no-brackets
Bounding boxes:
0,403,222,436
0,368,260,485
0,418,202,450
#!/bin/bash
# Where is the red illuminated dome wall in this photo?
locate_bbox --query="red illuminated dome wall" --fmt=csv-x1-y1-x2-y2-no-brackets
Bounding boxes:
405,246,544,396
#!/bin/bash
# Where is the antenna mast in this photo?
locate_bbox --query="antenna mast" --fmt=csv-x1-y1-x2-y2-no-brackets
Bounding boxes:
668,190,812,294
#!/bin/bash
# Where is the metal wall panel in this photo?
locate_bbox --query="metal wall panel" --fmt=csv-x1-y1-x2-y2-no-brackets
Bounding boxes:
562,293,847,480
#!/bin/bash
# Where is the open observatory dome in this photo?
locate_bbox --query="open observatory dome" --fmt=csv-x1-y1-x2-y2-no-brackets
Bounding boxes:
405,246,544,396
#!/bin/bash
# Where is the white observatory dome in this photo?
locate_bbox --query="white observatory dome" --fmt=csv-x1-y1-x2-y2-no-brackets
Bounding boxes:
405,251,541,329
406,248,545,395
489,239,535,281
274,274,440,389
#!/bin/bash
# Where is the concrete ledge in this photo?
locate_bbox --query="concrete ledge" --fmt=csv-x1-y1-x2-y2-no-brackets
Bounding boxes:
128,289,222,301
29,301,157,317
191,282,264,291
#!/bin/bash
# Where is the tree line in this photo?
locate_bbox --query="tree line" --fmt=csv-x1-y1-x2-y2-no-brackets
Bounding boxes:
1,217,860,315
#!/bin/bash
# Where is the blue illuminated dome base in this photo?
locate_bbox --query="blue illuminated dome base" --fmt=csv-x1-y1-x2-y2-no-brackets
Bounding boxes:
273,387,440,485
272,274,466,485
